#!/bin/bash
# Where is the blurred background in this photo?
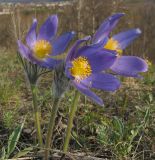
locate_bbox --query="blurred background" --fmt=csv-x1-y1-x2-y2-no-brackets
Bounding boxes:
0,0,154,60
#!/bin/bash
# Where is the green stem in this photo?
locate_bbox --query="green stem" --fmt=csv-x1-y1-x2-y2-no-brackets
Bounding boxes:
31,84,43,147
44,98,60,160
63,91,80,153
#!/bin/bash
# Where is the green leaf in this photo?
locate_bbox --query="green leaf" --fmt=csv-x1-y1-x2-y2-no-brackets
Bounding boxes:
112,117,124,138
144,108,150,125
148,93,153,102
6,119,25,158
71,131,83,147
1,147,6,160
127,145,132,154
97,125,109,145
13,147,33,158
129,127,141,144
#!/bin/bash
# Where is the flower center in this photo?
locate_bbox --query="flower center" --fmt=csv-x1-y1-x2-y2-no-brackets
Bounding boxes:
33,40,52,59
104,38,122,55
70,56,92,82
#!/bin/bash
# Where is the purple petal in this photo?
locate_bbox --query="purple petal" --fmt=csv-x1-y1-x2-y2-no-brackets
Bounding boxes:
72,81,104,106
65,61,74,80
111,56,148,77
92,13,125,43
17,40,61,69
112,28,141,50
83,49,117,73
26,19,37,49
66,36,91,62
17,40,43,66
74,40,108,58
82,73,120,91
40,58,62,69
28,57,62,69
17,40,32,60
52,31,75,56
17,40,42,65
37,15,58,41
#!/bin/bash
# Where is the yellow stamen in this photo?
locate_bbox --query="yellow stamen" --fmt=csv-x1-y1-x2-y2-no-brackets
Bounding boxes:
70,56,92,82
33,40,52,59
104,38,122,55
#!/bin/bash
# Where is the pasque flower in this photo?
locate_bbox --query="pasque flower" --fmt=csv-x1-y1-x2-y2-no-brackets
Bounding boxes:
92,13,148,77
65,36,120,106
18,15,75,69
17,15,75,148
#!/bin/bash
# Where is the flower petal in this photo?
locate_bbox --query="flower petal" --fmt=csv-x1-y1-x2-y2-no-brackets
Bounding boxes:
17,40,41,65
17,40,32,60
52,31,75,56
111,56,148,77
73,81,103,106
112,28,141,50
83,49,117,73
92,13,125,43
82,73,120,91
17,40,43,66
74,39,108,58
66,36,91,62
26,19,37,49
40,58,62,69
37,15,58,41
17,40,61,69
65,61,74,80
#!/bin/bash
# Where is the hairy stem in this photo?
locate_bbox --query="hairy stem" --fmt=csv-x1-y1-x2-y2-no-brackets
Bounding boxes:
44,98,60,160
31,84,43,147
63,91,80,153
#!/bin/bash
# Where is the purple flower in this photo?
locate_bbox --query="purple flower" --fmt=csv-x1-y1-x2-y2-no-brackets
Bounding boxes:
65,37,120,106
18,15,75,69
92,13,148,77
92,13,125,44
